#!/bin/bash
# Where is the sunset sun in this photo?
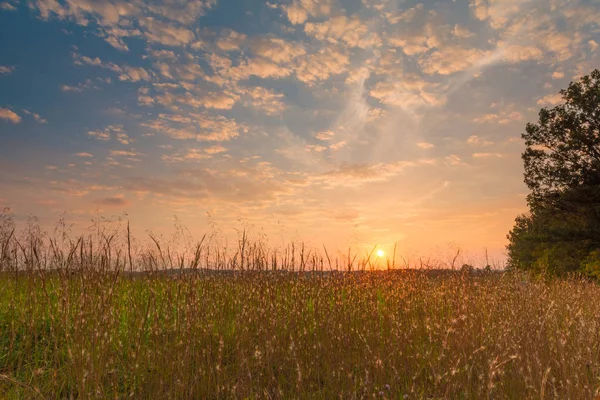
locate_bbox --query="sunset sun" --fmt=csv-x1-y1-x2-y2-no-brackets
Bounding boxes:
376,249,385,258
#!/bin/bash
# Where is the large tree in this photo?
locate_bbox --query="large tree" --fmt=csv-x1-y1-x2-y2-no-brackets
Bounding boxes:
523,69,600,207
508,70,600,276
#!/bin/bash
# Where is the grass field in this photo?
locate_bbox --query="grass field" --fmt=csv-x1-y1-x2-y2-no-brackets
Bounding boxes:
1,224,600,398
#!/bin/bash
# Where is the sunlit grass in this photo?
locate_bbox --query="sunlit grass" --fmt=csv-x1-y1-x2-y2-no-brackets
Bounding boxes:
0,216,599,398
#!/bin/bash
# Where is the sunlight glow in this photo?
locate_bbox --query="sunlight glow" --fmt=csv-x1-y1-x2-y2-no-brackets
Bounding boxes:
376,249,385,258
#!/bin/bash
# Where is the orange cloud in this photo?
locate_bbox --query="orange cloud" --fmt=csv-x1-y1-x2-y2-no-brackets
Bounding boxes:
304,15,382,48
0,108,22,124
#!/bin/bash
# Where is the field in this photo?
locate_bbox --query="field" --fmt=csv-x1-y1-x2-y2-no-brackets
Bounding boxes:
1,227,600,399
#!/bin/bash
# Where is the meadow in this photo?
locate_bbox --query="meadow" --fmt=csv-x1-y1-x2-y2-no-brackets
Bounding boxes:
1,219,600,399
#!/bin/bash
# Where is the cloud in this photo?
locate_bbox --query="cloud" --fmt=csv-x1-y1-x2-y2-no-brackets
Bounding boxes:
469,0,488,21
139,17,195,46
88,125,124,141
420,46,489,75
304,15,382,49
195,113,246,141
316,130,334,141
119,66,151,82
499,43,544,63
204,145,227,154
198,93,237,110
323,162,388,181
105,35,129,51
294,46,349,84
452,24,474,39
540,31,575,62
466,135,493,146
239,86,286,115
282,0,334,25
151,49,177,59
154,62,205,81
417,142,434,149
61,80,96,92
142,113,246,142
386,14,446,57
21,109,47,123
96,196,129,207
73,53,122,73
0,65,15,75
385,4,423,24
145,89,238,110
445,154,465,166
144,0,216,25
250,37,306,64
226,57,292,80
0,108,21,124
216,29,247,51
472,152,505,158
182,148,211,160
537,93,563,106
141,119,194,140
31,0,140,26
75,152,94,157
205,54,232,77
123,164,290,204
61,77,110,93
1,1,17,11
472,111,522,125
345,66,370,84
282,3,308,24
469,0,533,29
116,132,131,145
306,144,327,152
319,160,429,187
388,34,430,56
29,0,215,53
369,78,446,109
110,150,140,157
329,141,346,150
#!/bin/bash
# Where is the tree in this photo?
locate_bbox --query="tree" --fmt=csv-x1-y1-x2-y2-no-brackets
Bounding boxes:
508,70,600,276
507,207,598,275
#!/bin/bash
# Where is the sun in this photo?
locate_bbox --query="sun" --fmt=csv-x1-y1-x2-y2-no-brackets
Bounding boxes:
376,249,385,258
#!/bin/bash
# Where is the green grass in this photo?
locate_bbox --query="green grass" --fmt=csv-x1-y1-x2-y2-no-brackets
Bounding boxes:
1,270,599,399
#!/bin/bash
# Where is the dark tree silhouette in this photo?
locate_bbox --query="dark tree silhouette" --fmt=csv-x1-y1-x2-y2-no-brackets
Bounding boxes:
523,69,600,207
508,70,600,277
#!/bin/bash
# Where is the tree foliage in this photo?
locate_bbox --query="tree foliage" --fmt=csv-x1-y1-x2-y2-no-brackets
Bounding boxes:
508,70,600,277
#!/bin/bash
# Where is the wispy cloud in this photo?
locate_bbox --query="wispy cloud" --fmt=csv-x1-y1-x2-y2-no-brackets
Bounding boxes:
0,65,15,75
22,109,47,124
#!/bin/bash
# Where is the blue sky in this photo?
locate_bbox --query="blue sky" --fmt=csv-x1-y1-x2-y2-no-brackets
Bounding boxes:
1,0,599,262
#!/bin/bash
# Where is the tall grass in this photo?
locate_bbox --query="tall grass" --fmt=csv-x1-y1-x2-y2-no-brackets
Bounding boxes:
0,213,599,398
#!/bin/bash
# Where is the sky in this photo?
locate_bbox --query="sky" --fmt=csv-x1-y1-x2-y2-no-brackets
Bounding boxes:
1,0,599,264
